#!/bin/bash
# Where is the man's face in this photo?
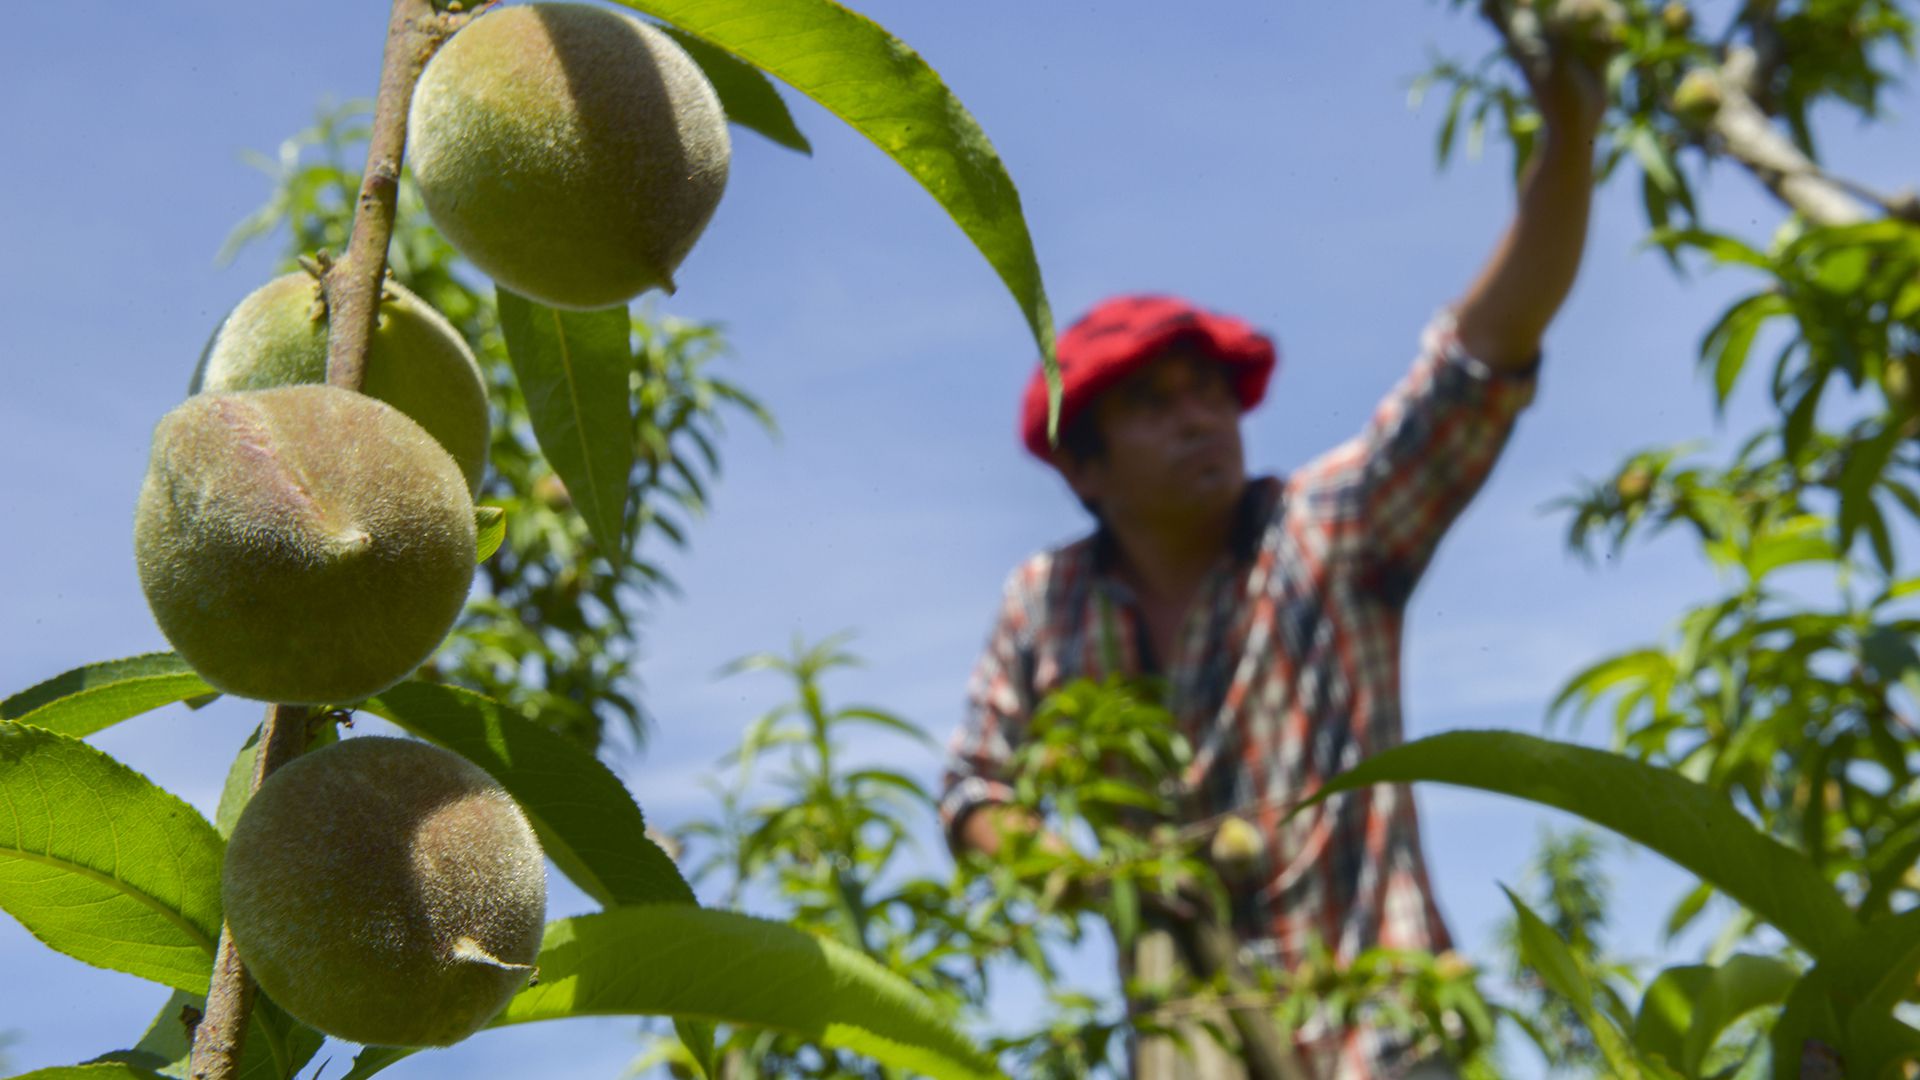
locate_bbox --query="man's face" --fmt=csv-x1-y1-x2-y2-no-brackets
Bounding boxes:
1056,347,1247,527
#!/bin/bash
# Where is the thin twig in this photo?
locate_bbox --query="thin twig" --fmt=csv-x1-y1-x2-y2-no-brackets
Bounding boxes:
189,2,475,1076
324,0,472,391
188,704,315,1079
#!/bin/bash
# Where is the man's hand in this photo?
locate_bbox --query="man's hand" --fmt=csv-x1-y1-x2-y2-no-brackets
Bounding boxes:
1485,0,1622,136
1453,0,1618,369
957,803,1054,859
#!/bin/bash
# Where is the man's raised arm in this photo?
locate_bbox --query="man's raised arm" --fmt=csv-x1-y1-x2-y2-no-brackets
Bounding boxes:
1453,11,1615,370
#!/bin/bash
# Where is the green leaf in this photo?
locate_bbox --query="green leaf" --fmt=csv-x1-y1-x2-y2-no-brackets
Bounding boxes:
212,720,338,840
1837,425,1903,557
10,1060,168,1068
1437,83,1470,168
1292,731,1858,959
657,26,811,154
497,289,635,556
350,907,1001,1080
1747,514,1838,580
674,1017,719,1079
1632,954,1798,1075
1646,228,1772,269
1108,877,1139,947
1860,624,1919,687
605,0,1057,431
363,682,693,908
1548,649,1671,728
114,988,325,1080
1503,886,1649,1078
1770,910,1920,1080
503,907,1000,1079
1629,124,1688,210
1080,778,1164,812
0,725,225,993
1,654,215,739
1699,292,1790,410
1504,885,1595,1010
475,504,506,563
1879,577,1920,603
834,706,937,747
846,768,934,805
1664,880,1715,944
1782,375,1826,463
340,1046,412,1080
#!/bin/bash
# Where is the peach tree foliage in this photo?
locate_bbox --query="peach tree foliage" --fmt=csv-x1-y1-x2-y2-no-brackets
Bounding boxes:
1332,1,1920,1076
640,643,1505,1079
0,1,1056,1078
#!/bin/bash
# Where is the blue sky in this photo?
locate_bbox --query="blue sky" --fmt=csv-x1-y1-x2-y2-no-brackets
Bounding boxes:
2,1,1916,1076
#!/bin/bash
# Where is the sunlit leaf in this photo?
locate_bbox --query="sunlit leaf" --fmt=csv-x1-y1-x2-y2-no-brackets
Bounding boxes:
657,26,811,154
1,654,215,740
604,0,1056,434
834,706,937,747
1664,880,1715,944
1549,650,1671,730
1698,291,1790,410
1504,886,1653,1077
475,504,506,563
0,725,224,993
1632,954,1798,1076
346,907,1002,1080
1295,731,1859,959
1647,228,1772,269
497,289,634,556
1747,514,1838,580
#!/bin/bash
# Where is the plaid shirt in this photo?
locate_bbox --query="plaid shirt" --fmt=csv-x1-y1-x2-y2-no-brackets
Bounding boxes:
942,312,1538,1078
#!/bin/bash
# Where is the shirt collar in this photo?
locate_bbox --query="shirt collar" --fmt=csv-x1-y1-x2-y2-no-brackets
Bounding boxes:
1090,475,1278,582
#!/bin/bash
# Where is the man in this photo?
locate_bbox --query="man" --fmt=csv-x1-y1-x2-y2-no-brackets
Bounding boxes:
939,17,1610,1080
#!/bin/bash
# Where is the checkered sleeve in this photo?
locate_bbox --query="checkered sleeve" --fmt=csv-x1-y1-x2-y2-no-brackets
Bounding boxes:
939,567,1039,845
1289,309,1537,591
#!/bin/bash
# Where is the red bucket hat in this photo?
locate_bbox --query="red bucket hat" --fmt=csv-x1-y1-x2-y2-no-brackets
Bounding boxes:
1020,294,1278,461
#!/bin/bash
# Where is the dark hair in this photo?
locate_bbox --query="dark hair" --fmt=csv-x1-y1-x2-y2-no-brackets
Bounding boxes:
1059,408,1106,465
1058,410,1104,519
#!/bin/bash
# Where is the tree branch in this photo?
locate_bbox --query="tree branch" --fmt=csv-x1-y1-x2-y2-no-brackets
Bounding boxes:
1699,47,1872,227
189,3,474,1077
1177,914,1312,1080
323,0,472,391
188,704,315,1079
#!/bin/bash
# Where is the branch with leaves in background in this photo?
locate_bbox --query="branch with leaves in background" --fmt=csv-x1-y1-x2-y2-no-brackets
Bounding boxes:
1385,3,1920,1073
961,677,1498,1079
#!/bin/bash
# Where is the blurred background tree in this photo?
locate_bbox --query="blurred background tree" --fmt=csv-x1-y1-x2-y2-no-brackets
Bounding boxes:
1403,0,1920,1072
647,644,1499,1078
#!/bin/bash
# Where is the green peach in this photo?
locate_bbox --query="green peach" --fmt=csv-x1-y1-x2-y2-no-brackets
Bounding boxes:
1672,68,1724,120
1208,816,1266,883
134,385,476,704
223,736,547,1047
407,2,730,309
190,273,491,495
1661,1,1693,35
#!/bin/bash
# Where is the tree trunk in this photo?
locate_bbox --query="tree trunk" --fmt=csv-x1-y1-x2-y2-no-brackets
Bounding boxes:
1124,910,1308,1080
